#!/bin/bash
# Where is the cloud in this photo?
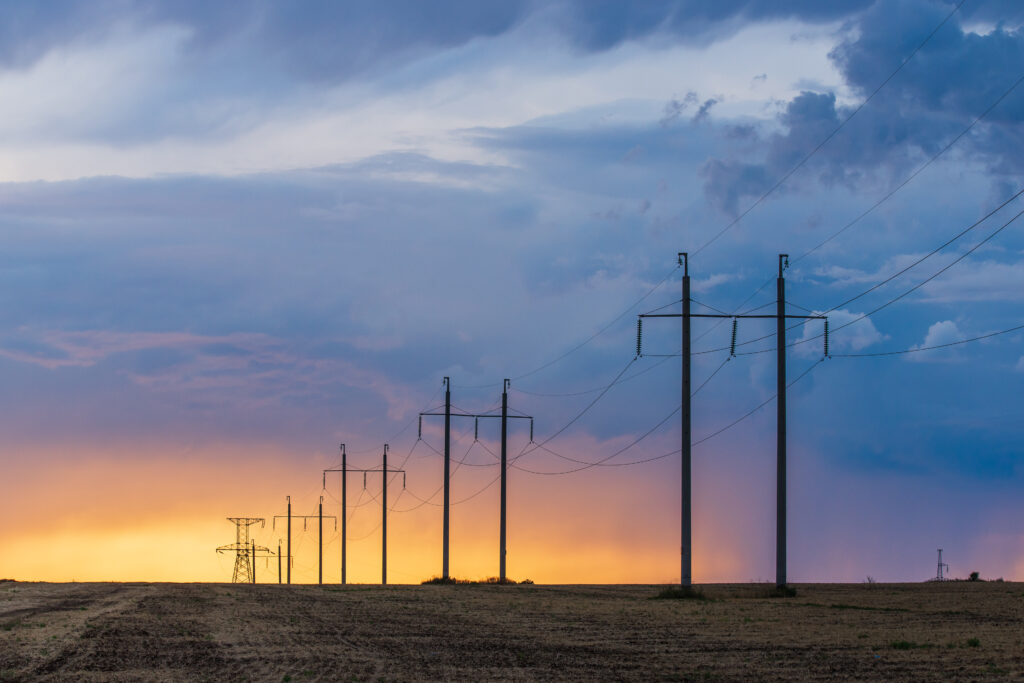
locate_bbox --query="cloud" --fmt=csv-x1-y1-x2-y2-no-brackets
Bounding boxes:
698,0,1024,214
794,308,885,356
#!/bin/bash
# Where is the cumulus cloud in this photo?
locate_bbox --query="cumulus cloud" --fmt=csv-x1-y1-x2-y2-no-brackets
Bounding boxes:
794,308,886,356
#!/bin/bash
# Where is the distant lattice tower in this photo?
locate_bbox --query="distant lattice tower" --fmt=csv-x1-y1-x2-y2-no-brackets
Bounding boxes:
216,518,269,583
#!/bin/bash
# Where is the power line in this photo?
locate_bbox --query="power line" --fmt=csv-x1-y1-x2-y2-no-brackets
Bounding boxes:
452,265,680,389
511,354,731,473
832,322,1024,357
728,184,1024,355
512,354,675,397
697,59,1024,355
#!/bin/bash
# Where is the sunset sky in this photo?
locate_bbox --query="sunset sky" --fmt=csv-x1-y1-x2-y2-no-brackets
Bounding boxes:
1,0,1023,584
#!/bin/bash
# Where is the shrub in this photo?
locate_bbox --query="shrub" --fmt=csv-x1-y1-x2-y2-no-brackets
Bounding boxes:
651,586,706,600
967,638,980,647
968,571,980,582
766,585,797,598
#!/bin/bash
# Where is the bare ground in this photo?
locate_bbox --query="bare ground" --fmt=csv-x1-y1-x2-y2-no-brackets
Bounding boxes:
0,580,1021,681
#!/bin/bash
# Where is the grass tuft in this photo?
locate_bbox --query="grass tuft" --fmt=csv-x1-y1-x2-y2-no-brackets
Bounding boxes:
420,576,532,585
966,637,980,647
651,585,706,600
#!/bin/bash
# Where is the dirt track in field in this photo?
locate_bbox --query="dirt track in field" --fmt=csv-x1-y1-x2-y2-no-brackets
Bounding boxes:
1,580,1022,681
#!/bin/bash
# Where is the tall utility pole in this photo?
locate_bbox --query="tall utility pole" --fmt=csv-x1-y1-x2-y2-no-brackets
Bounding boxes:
639,253,825,588
475,380,533,583
278,540,282,584
776,254,788,588
273,497,336,585
419,379,496,580
324,444,405,585
383,444,388,585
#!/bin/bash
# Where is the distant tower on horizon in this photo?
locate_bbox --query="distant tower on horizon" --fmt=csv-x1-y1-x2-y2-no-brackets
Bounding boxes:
936,548,949,581
217,518,269,583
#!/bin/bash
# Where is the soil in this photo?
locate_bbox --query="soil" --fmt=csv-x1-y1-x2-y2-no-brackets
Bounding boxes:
1,580,1021,681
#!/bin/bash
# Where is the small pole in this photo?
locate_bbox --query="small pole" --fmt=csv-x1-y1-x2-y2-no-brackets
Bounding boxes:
681,252,692,587
287,495,292,585
342,444,347,585
500,379,509,583
777,254,788,588
318,495,323,585
278,540,282,584
443,377,451,580
251,540,256,584
382,443,388,585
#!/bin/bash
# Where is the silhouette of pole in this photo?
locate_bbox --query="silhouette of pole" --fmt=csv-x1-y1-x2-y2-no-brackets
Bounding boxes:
681,253,692,587
318,495,323,585
382,443,388,585
500,379,509,582
342,444,347,585
443,377,451,580
777,253,788,588
251,541,256,584
278,540,282,584
287,495,292,585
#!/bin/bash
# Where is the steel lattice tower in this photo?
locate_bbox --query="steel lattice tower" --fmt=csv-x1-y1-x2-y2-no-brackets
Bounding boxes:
216,518,269,583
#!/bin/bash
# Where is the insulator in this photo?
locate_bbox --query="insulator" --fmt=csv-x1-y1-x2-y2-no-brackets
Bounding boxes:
824,318,830,357
730,319,738,356
363,472,367,489
418,415,422,439
530,419,534,442
474,417,479,441
303,519,307,531
322,473,326,489
636,318,643,357
402,472,406,489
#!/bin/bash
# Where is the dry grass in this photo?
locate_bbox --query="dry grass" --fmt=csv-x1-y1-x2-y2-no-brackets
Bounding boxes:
0,581,1021,680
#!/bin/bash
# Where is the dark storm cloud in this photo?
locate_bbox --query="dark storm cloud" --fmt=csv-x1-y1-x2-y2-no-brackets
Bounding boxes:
700,0,1024,214
0,0,872,78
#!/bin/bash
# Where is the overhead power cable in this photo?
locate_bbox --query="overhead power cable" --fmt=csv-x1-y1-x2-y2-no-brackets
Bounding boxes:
832,322,1024,357
453,266,680,389
696,49,1024,353
512,353,731,472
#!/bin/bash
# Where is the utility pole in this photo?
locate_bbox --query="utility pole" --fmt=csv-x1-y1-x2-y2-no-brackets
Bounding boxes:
419,380,493,580
475,380,533,583
638,253,825,588
383,444,388,585
324,445,405,585
318,496,324,585
278,540,282,584
681,254,692,587
273,497,336,585
777,254,788,588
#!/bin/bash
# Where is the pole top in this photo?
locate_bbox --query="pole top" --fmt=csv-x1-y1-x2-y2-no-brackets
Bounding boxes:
384,443,389,455
504,378,510,392
339,443,345,454
443,376,449,387
286,495,290,503
678,252,688,276
778,253,789,277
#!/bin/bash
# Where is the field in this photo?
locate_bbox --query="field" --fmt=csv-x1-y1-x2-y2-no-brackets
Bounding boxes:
1,580,1022,681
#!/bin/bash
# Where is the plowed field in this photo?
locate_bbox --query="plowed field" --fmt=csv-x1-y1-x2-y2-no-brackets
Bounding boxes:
1,580,1022,681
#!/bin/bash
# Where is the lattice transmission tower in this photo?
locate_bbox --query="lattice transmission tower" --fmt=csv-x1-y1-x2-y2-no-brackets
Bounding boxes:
216,517,270,583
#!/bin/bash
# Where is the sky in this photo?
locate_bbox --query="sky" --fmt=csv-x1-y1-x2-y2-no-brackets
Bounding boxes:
1,0,1023,584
